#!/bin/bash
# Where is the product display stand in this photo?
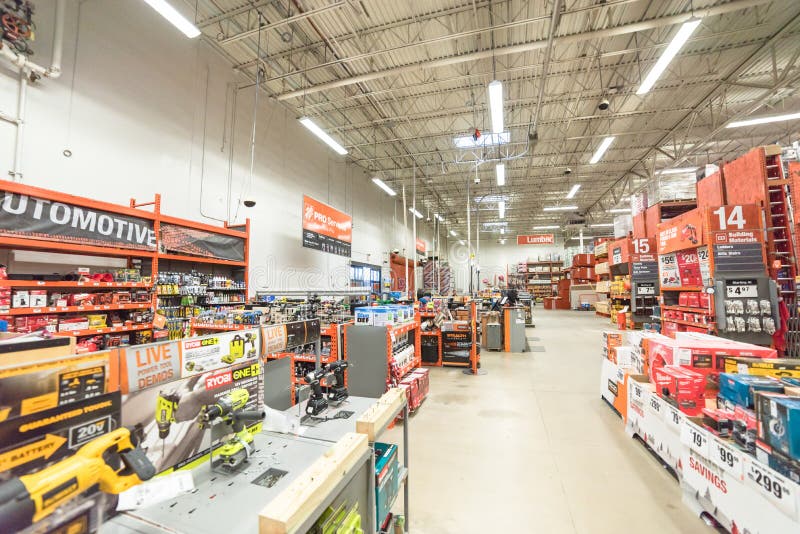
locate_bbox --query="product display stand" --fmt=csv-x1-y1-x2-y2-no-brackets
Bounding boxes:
344,321,420,397
355,389,410,533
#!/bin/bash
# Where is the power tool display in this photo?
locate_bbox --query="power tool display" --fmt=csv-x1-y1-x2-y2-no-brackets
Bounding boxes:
0,427,156,532
198,389,265,468
326,360,350,405
305,367,330,417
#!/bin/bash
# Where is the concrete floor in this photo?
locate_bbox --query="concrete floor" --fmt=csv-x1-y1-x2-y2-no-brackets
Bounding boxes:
384,308,713,534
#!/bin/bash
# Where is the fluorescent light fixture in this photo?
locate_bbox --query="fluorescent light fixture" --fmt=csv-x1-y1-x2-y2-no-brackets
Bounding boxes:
299,117,348,155
726,111,800,129
589,136,615,164
371,177,396,196
496,163,506,186
458,239,466,245
533,225,560,229
450,230,457,237
590,223,614,227
566,184,581,199
636,18,701,95
409,208,423,219
500,228,505,235
608,208,631,213
142,0,201,38
435,213,445,222
488,80,504,133
498,201,505,219
483,222,507,227
656,167,698,175
454,131,509,149
543,205,578,212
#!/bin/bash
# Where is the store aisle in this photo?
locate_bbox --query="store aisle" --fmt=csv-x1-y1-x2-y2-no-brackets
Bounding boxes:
385,309,711,534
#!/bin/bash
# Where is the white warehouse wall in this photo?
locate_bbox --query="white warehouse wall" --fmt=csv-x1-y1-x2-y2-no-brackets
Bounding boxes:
0,2,433,291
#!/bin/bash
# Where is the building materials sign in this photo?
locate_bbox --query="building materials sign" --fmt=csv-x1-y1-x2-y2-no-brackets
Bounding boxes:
302,195,352,257
706,205,765,274
0,191,156,250
160,223,246,262
516,234,555,245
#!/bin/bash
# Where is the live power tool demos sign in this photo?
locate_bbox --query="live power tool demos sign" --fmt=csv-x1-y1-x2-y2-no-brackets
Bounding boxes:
0,190,156,250
302,195,352,257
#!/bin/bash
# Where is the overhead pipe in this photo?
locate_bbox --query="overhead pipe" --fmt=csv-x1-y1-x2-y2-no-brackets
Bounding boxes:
0,0,65,78
276,0,772,101
10,71,27,181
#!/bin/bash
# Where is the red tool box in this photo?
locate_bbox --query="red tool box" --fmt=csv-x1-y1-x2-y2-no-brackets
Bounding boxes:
653,366,706,416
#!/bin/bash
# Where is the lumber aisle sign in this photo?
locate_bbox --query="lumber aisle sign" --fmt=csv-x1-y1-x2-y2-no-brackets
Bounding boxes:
302,195,352,257
517,234,555,245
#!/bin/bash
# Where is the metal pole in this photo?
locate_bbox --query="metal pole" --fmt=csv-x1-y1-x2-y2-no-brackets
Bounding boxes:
412,163,417,300
403,185,409,299
403,402,409,532
467,169,472,294
11,69,27,181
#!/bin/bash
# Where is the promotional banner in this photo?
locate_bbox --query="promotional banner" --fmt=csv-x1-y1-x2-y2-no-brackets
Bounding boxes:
121,360,263,474
160,223,246,262
657,208,705,254
261,319,321,354
0,352,114,422
676,248,703,287
659,252,680,288
118,341,182,393
0,392,121,477
302,195,352,257
416,238,426,255
516,234,555,245
181,329,260,378
0,191,156,250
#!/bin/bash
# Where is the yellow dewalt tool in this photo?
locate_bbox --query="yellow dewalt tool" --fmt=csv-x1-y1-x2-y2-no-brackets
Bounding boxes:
0,427,156,532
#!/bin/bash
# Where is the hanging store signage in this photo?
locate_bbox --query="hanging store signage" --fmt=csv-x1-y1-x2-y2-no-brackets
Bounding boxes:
631,238,657,281
160,223,246,262
416,238,427,255
707,205,765,274
657,208,705,255
517,234,555,245
0,191,156,250
302,195,352,257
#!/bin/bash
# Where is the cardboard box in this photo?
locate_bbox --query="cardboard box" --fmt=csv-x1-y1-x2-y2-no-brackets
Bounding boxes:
724,357,800,379
755,392,800,461
11,290,29,308
0,333,76,366
600,358,629,420
718,373,784,409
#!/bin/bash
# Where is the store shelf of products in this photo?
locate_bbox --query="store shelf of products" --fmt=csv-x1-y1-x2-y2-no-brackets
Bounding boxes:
53,323,153,337
0,280,153,288
3,302,152,316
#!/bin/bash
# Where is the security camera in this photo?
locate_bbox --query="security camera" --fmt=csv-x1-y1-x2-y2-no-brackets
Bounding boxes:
392,248,400,255
598,98,610,111
243,200,256,208
564,168,572,175
474,177,481,184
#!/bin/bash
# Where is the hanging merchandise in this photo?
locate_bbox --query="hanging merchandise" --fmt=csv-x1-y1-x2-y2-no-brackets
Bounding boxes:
0,1,35,56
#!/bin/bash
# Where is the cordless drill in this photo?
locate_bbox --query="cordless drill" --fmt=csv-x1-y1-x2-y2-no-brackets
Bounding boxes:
155,391,180,439
305,367,329,416
198,389,265,468
0,427,156,532
326,360,350,405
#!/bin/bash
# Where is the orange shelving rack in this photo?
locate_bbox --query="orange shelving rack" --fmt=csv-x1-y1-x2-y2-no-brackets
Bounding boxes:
0,179,249,348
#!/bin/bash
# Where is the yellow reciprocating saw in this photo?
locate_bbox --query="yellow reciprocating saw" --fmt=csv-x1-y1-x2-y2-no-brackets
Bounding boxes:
0,427,156,532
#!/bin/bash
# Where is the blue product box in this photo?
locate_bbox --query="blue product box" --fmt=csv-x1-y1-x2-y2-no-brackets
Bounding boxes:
756,393,800,461
374,442,399,525
355,307,374,325
718,373,784,408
